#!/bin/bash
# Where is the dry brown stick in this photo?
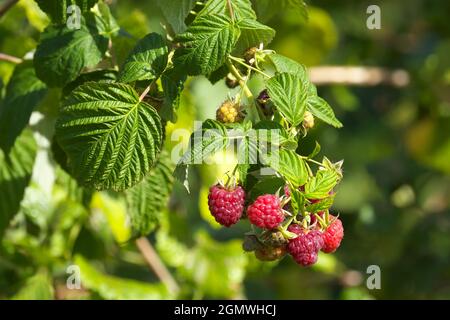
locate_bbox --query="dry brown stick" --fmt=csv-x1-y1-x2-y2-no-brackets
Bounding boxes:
0,53,22,64
135,237,180,296
0,0,18,18
309,66,410,87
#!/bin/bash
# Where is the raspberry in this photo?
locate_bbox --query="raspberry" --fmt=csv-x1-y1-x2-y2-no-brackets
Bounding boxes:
254,245,286,261
260,230,288,247
256,90,273,116
244,46,258,65
225,75,239,89
216,100,241,123
303,111,315,129
287,224,324,266
208,184,245,227
321,216,344,253
247,194,284,229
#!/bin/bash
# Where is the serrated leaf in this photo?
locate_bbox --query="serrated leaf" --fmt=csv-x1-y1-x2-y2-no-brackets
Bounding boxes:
118,33,169,83
234,18,275,53
63,69,118,96
155,0,196,34
34,14,109,87
304,169,339,199
199,0,256,20
254,120,297,149
55,82,163,191
267,72,308,126
174,14,240,75
0,129,37,238
305,194,335,213
75,255,171,299
248,176,285,202
290,187,305,214
0,63,47,153
267,53,307,77
125,151,174,236
264,149,307,187
307,95,343,128
160,66,187,122
173,120,229,188
94,1,120,37
35,0,98,24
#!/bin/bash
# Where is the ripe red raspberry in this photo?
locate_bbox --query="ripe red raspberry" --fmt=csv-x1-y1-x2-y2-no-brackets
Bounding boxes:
247,194,284,229
321,216,344,253
287,224,324,266
208,184,245,227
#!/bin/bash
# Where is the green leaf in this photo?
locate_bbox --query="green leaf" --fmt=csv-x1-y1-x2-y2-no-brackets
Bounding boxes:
34,14,109,87
304,169,339,199
12,271,54,300
155,0,196,34
266,53,307,77
234,18,275,54
267,72,308,126
118,33,169,83
74,255,171,299
0,129,37,238
35,0,98,24
307,95,343,128
252,0,307,22
94,1,120,37
307,141,321,159
0,62,47,153
290,187,305,214
174,14,240,75
55,82,163,191
173,120,228,189
248,176,285,202
199,0,256,20
254,120,297,149
125,151,174,236
62,69,118,96
305,194,335,213
160,67,187,122
264,149,307,187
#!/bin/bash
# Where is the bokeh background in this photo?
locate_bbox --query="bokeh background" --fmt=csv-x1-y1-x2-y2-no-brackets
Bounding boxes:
0,0,449,299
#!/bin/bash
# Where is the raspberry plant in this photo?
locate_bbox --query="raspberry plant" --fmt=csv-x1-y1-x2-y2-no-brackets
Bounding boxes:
0,0,345,297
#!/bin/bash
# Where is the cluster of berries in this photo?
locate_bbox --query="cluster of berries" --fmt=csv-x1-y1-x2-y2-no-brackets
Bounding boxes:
208,183,344,267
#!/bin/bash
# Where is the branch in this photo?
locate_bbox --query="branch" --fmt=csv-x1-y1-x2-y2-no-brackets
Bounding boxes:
0,0,18,18
135,237,180,296
309,66,410,87
0,53,22,64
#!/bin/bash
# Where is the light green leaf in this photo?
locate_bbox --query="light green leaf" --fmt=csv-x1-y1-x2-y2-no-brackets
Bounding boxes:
75,255,171,299
307,95,343,128
305,194,335,213
155,0,196,34
0,62,47,153
0,129,37,238
35,0,98,24
125,151,174,236
199,0,256,20
34,14,109,87
118,33,169,83
174,14,240,75
264,149,307,187
267,53,307,77
93,1,120,37
55,82,163,191
234,18,275,53
304,169,339,199
12,271,54,300
267,72,308,126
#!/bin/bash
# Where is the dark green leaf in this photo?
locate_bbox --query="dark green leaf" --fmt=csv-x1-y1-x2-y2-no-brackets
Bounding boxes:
267,72,308,126
34,14,109,87
160,67,187,122
174,14,240,75
125,151,174,236
35,0,99,24
248,176,285,202
155,0,196,34
118,33,169,83
234,18,275,54
56,82,163,191
63,69,117,96
12,272,54,300
0,63,47,152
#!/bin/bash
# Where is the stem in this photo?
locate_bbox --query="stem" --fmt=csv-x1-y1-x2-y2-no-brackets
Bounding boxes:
108,39,117,69
135,237,180,296
0,0,18,18
229,55,271,78
300,156,323,167
0,53,22,64
226,59,253,98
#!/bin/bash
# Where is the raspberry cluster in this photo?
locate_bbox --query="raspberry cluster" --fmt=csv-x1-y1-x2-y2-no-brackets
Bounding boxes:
207,182,344,267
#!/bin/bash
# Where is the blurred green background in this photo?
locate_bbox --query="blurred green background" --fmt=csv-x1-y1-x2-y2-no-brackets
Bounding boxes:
0,0,449,299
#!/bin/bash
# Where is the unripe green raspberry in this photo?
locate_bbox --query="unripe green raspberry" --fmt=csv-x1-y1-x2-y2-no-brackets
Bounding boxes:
303,111,315,129
216,100,242,123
